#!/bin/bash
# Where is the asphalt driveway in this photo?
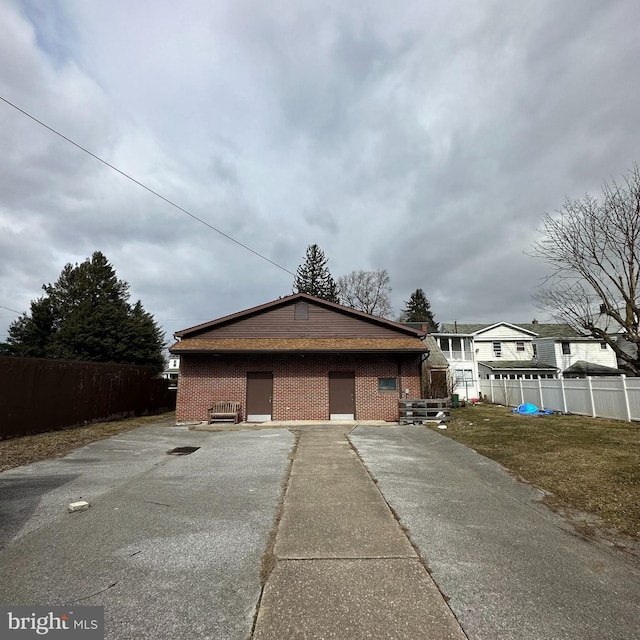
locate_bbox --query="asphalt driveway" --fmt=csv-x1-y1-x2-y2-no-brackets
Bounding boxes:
0,422,294,640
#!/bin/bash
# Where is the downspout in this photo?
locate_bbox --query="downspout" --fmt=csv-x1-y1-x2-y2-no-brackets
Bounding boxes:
397,357,404,399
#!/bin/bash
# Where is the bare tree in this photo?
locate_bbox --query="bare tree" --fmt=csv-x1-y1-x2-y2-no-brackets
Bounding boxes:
337,269,393,318
531,163,640,374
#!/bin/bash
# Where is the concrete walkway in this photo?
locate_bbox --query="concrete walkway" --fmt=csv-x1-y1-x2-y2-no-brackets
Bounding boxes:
252,425,466,640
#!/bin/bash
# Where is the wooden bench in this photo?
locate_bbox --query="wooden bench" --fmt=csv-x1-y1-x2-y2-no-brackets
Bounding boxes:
209,401,241,424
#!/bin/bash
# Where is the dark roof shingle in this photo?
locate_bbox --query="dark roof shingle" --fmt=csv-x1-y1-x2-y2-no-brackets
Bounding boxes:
170,337,428,354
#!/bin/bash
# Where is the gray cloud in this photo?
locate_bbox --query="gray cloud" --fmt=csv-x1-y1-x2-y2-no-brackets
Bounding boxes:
1,0,639,344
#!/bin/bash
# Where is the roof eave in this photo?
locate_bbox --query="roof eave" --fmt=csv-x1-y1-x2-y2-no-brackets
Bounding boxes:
169,348,427,355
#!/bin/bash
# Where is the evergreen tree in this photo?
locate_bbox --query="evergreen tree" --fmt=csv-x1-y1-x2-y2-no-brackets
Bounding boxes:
293,244,339,302
402,288,438,331
6,252,165,374
6,297,56,358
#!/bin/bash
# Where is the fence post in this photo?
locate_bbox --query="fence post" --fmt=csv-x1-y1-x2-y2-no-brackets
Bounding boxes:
621,374,632,422
560,376,567,413
538,377,544,409
587,376,596,418
519,378,524,405
489,377,494,403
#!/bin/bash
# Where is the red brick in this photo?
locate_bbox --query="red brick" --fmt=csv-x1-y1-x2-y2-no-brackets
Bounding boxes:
176,354,421,422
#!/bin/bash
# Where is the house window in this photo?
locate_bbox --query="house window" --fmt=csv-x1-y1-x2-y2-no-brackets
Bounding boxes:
600,342,608,350
561,342,571,355
533,344,537,357
454,369,473,381
294,302,309,320
493,341,502,357
439,337,450,352
378,377,398,391
516,342,525,352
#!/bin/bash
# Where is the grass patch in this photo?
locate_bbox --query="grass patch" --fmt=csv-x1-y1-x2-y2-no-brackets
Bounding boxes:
0,412,176,473
429,404,640,540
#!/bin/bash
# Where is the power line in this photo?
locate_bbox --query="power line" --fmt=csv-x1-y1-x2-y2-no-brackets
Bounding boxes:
0,304,22,314
0,95,296,277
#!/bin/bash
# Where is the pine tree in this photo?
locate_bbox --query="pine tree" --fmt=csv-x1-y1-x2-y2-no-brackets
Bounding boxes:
402,288,438,331
6,252,165,374
293,244,339,302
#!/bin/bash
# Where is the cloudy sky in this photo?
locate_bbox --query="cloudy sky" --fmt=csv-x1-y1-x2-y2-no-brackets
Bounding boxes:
1,0,639,347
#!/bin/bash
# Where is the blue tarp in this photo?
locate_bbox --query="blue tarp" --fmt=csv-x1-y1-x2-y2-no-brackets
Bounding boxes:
512,403,554,416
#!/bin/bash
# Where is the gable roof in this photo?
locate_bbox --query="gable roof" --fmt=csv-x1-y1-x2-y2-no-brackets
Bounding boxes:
170,293,428,355
440,322,580,338
175,293,425,339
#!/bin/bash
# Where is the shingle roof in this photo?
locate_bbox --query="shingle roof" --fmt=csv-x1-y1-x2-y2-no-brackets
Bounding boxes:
440,322,580,338
478,360,558,370
169,337,428,354
563,360,623,375
422,336,449,368
439,323,486,334
516,324,581,338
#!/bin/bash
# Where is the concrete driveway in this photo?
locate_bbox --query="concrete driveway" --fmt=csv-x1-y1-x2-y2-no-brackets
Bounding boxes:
350,426,640,640
2,421,640,639
0,421,294,640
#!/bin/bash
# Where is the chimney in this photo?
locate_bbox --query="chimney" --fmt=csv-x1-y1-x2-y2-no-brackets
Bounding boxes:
532,318,538,325
421,323,427,333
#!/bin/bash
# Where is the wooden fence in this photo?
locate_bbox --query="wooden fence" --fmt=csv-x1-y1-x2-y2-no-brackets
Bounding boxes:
0,356,176,439
479,375,640,422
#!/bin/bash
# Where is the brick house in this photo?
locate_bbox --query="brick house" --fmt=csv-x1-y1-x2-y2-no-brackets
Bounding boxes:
170,293,427,422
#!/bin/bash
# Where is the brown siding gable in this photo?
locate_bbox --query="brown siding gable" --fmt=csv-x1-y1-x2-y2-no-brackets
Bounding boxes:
175,293,425,340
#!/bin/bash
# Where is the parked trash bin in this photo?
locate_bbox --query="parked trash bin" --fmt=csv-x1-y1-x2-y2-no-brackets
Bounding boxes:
451,394,460,408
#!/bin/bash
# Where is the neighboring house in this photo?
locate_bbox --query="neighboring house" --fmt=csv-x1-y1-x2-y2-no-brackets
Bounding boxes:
433,321,550,400
432,320,622,400
466,321,558,385
401,323,450,398
162,355,180,388
169,293,427,422
432,326,479,400
527,336,621,378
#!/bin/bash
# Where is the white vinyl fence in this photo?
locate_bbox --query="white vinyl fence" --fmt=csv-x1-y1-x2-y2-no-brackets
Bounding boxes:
479,376,640,422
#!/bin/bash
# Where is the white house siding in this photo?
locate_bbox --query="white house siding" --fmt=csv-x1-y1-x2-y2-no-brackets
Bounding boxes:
553,341,618,370
473,325,536,362
474,325,536,340
434,335,479,400
533,339,557,365
475,340,534,361
451,366,479,401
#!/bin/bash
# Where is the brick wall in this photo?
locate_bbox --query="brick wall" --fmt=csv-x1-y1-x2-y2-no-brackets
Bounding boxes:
176,353,421,422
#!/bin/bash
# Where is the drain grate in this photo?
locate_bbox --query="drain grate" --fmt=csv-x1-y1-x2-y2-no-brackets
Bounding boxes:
167,446,200,455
